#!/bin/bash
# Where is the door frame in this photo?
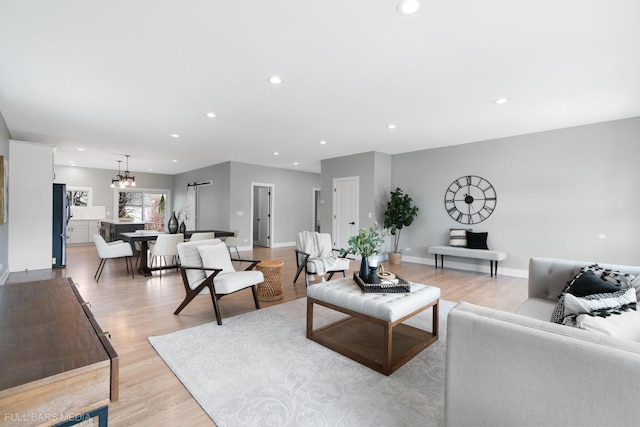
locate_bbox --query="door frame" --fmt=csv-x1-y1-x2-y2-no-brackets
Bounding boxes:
250,182,274,248
312,187,321,232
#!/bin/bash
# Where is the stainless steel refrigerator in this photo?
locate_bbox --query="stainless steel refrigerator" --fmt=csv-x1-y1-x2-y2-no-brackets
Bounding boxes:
52,183,71,267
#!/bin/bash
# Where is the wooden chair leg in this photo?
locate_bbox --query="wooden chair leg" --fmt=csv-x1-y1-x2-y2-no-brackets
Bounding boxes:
293,263,306,284
251,285,261,309
174,290,199,315
209,288,223,325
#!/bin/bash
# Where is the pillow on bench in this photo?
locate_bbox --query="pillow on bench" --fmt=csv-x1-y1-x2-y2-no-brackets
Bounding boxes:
449,228,471,247
466,231,489,250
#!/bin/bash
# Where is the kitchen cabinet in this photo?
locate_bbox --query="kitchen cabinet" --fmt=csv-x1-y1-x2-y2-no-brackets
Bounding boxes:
67,220,103,245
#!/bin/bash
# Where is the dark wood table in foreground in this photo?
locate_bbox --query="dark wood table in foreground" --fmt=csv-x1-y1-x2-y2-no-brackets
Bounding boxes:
119,229,234,276
0,278,118,427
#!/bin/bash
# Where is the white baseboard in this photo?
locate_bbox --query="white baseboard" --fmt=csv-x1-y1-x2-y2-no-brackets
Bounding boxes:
0,268,9,285
272,241,295,248
399,254,528,278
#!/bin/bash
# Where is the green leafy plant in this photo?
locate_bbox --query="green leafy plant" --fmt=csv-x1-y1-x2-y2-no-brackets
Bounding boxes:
383,187,419,253
340,222,388,258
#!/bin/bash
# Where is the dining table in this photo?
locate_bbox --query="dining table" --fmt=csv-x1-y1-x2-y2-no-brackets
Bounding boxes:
118,229,234,276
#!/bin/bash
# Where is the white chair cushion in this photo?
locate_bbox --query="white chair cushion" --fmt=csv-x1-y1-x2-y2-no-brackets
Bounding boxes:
214,271,264,294
198,243,236,275
176,239,221,290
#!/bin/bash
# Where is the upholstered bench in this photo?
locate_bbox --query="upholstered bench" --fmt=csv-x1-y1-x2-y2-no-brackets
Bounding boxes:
306,277,440,375
428,245,507,276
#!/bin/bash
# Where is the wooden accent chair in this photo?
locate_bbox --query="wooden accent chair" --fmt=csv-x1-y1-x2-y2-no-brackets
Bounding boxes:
174,239,263,325
294,231,350,287
93,234,134,282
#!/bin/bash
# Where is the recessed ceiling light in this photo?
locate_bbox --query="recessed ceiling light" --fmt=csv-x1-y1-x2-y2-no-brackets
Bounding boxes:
274,152,279,156
77,147,85,151
293,162,299,165
495,98,508,104
171,134,180,138
388,124,397,129
269,76,282,85
397,0,420,15
206,112,216,118
148,168,153,171
68,160,75,164
319,140,327,145
172,159,178,163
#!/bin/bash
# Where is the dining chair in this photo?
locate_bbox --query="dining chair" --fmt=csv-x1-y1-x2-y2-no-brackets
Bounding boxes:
189,232,216,241
224,229,240,258
294,231,350,287
149,234,184,277
93,234,134,282
174,239,263,325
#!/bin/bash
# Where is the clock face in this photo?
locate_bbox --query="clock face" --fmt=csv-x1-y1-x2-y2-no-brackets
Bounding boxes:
445,175,497,224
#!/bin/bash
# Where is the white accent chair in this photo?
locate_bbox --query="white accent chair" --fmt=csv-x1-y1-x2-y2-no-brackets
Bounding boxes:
149,234,184,277
174,239,263,325
294,231,350,287
93,234,134,282
189,232,216,241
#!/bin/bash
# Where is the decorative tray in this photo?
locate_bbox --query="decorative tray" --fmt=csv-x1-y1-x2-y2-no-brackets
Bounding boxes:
353,272,411,294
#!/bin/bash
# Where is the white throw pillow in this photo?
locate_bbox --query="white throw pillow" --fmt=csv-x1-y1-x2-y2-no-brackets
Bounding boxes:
449,228,470,247
574,309,640,342
631,275,640,299
197,243,235,277
563,288,636,317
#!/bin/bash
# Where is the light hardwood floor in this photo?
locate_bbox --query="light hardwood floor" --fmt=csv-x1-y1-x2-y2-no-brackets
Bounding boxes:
7,244,528,426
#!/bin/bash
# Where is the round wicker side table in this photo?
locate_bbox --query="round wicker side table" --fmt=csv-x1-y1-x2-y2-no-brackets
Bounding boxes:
256,260,284,302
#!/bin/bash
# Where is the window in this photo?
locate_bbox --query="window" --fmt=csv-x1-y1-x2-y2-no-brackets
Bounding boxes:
118,190,167,231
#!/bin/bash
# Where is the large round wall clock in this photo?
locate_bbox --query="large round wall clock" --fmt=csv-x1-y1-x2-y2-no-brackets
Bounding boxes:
444,175,497,224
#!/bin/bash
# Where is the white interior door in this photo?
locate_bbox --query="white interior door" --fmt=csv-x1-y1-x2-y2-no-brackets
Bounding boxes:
255,186,270,247
333,177,358,251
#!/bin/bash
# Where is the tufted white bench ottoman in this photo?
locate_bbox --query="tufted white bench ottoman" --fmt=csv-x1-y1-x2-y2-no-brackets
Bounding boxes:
306,277,440,375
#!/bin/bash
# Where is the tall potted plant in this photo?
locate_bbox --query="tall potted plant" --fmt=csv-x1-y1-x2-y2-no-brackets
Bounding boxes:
383,187,419,264
340,222,388,278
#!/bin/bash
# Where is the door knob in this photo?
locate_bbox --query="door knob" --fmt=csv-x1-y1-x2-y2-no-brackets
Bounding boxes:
348,222,355,225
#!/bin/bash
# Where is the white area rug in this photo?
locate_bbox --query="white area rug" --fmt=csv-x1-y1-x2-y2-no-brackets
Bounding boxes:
149,297,455,427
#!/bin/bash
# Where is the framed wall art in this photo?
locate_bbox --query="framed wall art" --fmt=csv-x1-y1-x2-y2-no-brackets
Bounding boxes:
67,186,93,207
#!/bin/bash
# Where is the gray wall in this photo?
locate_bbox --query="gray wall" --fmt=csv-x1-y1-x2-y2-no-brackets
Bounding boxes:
54,165,175,220
229,162,321,248
173,162,231,230
392,117,640,276
320,151,392,252
0,112,9,282
172,161,321,248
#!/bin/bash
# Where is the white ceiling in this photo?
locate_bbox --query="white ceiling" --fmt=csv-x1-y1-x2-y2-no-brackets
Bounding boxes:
1,0,639,175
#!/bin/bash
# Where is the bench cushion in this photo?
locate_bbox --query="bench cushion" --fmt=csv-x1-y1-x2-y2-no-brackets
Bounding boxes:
428,245,507,261
306,277,440,322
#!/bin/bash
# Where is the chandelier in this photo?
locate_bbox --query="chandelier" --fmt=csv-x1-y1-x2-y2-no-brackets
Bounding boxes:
110,155,136,188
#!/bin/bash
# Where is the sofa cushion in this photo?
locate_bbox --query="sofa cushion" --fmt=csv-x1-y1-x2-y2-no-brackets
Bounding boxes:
465,231,488,249
573,308,640,342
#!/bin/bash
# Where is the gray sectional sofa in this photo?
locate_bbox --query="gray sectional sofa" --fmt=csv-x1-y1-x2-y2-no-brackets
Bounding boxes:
445,257,640,426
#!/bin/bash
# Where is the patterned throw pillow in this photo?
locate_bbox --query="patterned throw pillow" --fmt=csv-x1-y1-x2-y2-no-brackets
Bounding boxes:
449,228,471,247
551,267,638,326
